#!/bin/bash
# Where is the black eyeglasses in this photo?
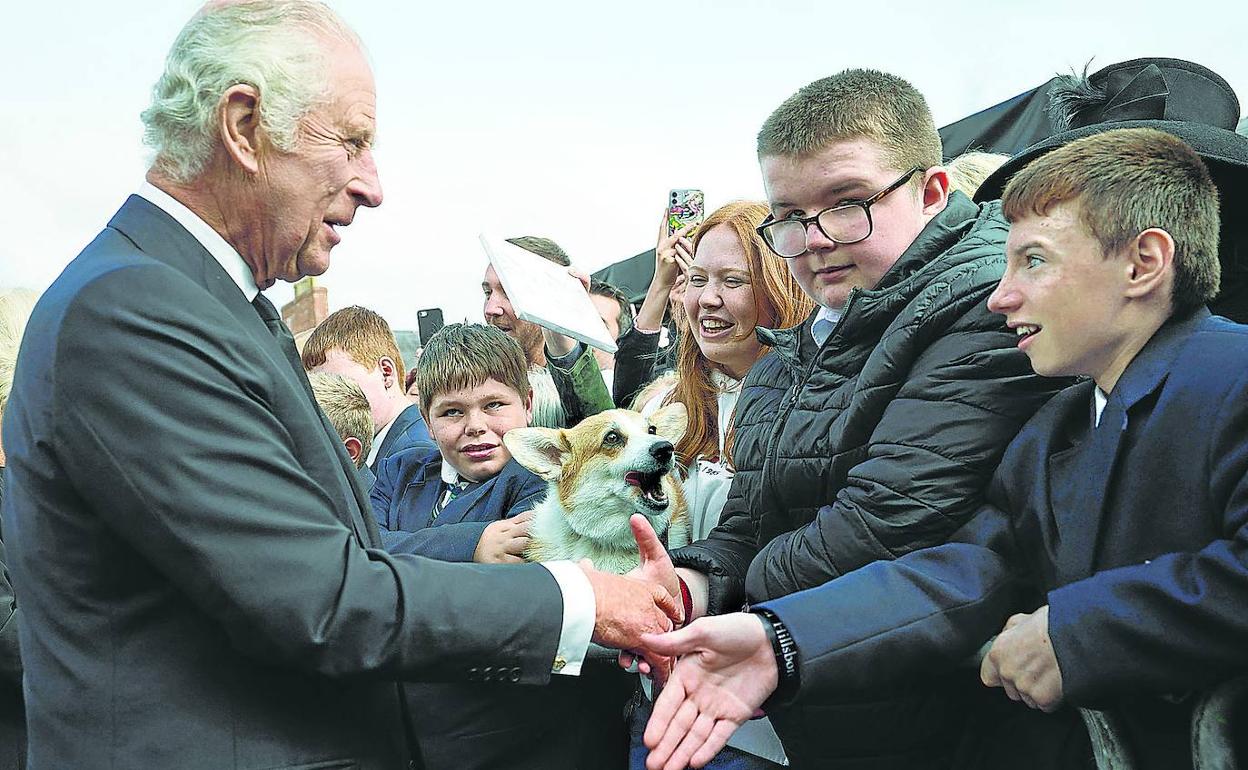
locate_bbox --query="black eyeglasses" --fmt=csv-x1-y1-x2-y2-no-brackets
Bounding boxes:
756,166,924,258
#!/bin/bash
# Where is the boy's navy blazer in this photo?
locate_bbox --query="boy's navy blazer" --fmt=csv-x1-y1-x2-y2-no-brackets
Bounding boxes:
370,446,547,561
369,404,434,471
752,309,1248,767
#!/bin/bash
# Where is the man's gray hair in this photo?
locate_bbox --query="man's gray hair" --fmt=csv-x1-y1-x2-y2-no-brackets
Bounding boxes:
141,0,361,183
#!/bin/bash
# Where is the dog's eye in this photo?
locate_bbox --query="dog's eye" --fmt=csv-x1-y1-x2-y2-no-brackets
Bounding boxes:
603,430,622,446
647,425,657,435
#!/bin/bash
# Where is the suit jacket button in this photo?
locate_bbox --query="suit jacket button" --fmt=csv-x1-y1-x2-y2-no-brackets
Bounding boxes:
510,668,521,682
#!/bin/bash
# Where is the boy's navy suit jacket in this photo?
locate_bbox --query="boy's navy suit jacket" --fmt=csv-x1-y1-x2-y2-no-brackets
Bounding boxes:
370,447,546,561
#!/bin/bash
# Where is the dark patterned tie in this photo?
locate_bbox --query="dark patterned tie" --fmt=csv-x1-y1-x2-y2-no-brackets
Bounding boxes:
432,479,472,520
252,293,315,401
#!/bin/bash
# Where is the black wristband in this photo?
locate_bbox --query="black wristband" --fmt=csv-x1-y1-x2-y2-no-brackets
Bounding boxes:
752,608,799,701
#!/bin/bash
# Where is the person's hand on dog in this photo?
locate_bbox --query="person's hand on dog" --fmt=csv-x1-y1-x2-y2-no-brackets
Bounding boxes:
980,605,1064,712
640,613,779,770
473,510,534,564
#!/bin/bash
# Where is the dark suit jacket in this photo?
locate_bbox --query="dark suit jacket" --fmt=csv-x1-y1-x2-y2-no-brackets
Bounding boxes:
370,448,546,561
0,196,565,769
755,309,1248,769
370,403,434,471
369,449,629,770
0,480,25,770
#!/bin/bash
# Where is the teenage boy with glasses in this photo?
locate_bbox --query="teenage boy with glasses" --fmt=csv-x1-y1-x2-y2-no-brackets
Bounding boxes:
624,69,1066,769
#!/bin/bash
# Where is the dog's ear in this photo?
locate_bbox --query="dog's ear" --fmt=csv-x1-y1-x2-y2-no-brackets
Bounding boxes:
503,427,568,481
649,402,688,444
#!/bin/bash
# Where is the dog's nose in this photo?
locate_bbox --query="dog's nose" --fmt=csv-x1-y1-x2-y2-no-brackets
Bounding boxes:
650,441,673,465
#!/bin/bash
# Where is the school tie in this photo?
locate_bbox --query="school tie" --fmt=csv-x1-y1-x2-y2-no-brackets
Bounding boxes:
432,479,472,519
252,293,315,401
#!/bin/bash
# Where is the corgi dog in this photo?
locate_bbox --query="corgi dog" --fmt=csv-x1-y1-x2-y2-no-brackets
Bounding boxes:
502,403,690,574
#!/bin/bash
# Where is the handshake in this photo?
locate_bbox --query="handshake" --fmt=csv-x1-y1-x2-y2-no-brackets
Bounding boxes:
580,515,781,770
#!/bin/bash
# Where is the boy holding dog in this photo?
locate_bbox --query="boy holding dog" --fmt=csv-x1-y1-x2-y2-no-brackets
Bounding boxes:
370,322,633,770
369,322,544,564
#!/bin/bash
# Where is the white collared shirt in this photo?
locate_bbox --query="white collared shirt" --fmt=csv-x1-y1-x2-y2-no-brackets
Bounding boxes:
136,182,259,302
811,305,843,346
134,182,593,676
1093,387,1109,427
366,417,396,468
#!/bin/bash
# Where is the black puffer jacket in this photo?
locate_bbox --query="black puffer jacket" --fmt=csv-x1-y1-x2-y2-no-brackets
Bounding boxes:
671,193,1067,768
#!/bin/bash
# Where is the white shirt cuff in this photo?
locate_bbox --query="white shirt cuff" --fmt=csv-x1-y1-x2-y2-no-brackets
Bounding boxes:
539,560,595,676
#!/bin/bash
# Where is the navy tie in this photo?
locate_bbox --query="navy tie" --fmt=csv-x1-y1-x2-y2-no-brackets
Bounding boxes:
252,293,315,401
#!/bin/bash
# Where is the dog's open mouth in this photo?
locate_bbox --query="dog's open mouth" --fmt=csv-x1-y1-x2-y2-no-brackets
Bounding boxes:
624,469,669,510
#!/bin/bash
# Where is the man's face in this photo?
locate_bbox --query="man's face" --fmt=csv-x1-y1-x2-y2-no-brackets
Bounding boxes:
761,137,933,310
426,378,532,482
482,265,543,362
589,292,622,370
246,41,383,288
988,202,1130,385
308,348,391,433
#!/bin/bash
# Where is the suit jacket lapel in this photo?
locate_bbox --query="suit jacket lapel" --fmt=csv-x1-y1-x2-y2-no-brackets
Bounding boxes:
108,196,379,548
1049,309,1209,583
1050,392,1127,583
437,478,492,525
376,405,417,462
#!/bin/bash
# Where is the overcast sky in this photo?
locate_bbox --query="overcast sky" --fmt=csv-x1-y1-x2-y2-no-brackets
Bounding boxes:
4,0,1247,330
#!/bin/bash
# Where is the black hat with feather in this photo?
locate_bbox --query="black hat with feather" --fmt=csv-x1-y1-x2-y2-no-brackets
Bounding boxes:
975,57,1248,322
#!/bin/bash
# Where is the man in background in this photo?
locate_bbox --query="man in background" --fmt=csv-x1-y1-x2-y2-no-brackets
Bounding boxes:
302,304,434,469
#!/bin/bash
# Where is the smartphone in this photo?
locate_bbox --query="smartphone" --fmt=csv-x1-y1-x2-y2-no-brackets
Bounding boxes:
666,189,705,236
416,307,444,346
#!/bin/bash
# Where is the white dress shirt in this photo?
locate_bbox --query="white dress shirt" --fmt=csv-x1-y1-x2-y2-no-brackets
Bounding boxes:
135,182,592,675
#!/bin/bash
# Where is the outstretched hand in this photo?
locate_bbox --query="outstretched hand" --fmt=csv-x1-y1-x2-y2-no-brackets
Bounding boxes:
640,613,779,770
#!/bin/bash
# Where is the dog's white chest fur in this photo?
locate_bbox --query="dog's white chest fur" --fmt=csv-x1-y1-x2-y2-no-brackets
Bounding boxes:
525,492,690,574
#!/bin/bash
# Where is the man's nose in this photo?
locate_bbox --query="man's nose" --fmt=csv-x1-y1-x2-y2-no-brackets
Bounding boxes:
349,152,383,208
804,219,838,253
987,274,1019,315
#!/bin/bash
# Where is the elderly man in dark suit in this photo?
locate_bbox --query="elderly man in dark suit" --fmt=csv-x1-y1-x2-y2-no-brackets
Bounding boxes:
0,3,677,768
639,128,1248,770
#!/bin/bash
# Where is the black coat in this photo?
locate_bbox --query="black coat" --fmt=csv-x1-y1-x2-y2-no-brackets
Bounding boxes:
672,193,1065,768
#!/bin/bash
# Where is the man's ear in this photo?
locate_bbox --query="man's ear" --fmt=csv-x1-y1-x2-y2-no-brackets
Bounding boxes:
1124,228,1175,302
378,356,397,390
649,402,688,444
502,427,567,481
344,436,364,465
220,84,264,175
920,167,950,218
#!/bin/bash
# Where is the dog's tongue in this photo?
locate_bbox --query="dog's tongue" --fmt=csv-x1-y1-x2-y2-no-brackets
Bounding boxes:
624,471,643,487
